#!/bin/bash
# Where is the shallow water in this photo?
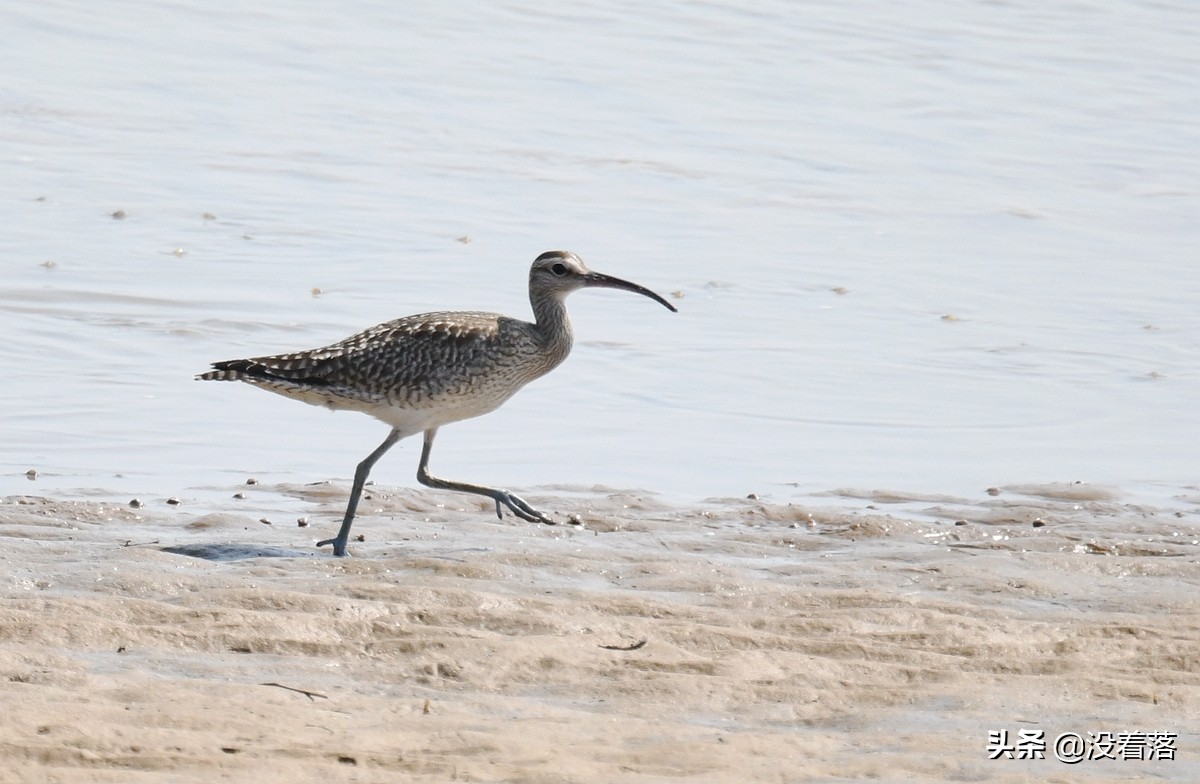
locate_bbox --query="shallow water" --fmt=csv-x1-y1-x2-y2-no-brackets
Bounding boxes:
2,3,1198,509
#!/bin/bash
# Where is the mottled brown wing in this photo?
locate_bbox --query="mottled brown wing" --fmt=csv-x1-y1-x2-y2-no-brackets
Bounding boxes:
200,311,509,405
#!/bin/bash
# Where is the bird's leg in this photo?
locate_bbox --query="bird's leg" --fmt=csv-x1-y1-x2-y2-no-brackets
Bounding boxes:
416,427,556,525
317,428,403,556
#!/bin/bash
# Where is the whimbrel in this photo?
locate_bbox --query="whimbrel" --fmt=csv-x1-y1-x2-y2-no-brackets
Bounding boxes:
197,250,676,556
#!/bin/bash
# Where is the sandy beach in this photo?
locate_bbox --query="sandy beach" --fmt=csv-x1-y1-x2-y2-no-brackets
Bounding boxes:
2,482,1197,782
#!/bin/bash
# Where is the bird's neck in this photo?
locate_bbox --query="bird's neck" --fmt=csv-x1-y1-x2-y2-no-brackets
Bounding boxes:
531,292,574,367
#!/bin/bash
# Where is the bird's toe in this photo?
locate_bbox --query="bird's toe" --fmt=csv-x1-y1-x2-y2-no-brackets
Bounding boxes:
496,491,555,525
316,537,349,556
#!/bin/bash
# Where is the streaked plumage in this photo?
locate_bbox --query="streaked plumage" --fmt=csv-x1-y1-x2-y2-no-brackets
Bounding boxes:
197,250,676,556
200,312,569,432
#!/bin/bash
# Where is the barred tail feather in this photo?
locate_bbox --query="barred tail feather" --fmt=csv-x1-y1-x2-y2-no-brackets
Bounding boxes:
195,357,333,387
196,359,265,383
195,368,241,382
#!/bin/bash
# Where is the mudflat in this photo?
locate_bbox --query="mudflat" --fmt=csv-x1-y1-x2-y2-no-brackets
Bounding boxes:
1,484,1197,782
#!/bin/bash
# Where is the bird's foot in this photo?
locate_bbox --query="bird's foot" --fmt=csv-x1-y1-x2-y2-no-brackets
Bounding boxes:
493,491,555,525
316,536,350,557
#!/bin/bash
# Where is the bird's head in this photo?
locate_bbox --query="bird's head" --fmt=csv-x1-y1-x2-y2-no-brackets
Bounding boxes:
529,250,677,312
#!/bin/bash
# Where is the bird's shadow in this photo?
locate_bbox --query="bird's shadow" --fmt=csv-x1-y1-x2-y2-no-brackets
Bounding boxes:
161,543,315,561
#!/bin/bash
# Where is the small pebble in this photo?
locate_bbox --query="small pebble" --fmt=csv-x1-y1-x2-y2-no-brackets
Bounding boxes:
831,286,848,295
954,519,968,526
111,209,126,219
311,287,323,297
245,478,259,485
40,260,57,269
986,487,1000,496
746,492,759,500
456,235,472,244
232,492,246,500
171,247,186,256
567,513,583,525
297,517,309,528
1032,519,1046,528
941,313,959,321
129,498,143,509
166,497,181,506
25,469,38,479
260,518,272,525
202,212,217,221
355,534,365,542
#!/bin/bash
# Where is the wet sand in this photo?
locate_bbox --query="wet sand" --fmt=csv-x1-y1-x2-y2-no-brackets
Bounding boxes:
2,483,1198,782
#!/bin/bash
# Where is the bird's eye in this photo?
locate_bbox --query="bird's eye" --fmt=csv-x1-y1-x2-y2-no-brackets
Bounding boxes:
551,262,567,276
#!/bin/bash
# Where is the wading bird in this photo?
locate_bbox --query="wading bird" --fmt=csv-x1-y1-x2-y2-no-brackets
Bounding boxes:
197,250,676,555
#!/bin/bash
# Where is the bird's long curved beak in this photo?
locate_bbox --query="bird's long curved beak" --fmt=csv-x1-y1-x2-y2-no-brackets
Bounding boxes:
583,272,678,313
